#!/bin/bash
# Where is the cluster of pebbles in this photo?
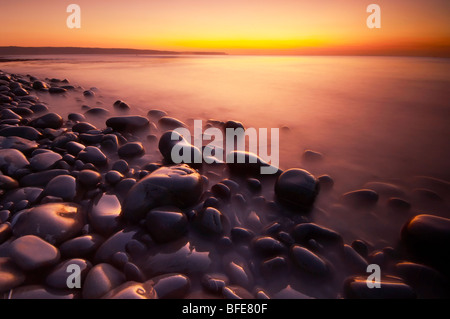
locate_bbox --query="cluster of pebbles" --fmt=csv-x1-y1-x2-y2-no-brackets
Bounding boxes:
0,70,449,299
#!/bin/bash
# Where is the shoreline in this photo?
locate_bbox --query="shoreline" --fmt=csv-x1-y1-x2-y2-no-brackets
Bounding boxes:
0,69,449,299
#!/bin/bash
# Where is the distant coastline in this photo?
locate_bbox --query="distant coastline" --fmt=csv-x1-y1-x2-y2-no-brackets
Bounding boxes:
0,46,227,56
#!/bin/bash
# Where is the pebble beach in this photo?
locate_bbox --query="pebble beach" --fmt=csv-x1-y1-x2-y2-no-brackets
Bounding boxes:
0,69,449,299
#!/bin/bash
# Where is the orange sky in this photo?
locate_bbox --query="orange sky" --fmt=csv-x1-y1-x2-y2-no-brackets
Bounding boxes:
1,0,449,56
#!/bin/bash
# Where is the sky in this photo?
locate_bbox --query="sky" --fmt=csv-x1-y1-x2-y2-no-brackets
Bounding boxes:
0,0,449,56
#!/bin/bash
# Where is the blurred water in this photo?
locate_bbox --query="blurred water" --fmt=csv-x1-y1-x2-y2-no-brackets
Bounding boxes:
2,55,450,244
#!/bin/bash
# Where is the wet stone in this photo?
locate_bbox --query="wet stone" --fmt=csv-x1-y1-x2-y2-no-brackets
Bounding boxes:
105,170,124,185
302,150,323,162
77,146,107,166
89,193,122,236
113,100,130,111
387,197,411,211
59,234,104,258
82,263,126,299
124,262,145,282
111,159,129,174
273,285,313,299
77,169,101,187
10,285,77,299
201,273,229,294
0,136,38,154
261,256,288,277
9,235,60,271
46,258,92,289
101,281,158,299
342,189,379,208
0,126,42,140
0,149,29,176
344,276,416,299
106,116,149,132
49,87,67,94
30,112,63,129
0,175,19,190
150,273,190,299
275,168,319,210
66,141,86,155
158,116,187,131
147,109,167,119
145,206,188,243
85,107,110,117
292,223,343,247
251,236,285,258
401,214,450,273
29,104,48,113
118,142,145,159
222,285,254,299
1,109,22,120
158,130,202,167
0,257,26,293
195,207,225,237
94,227,140,263
30,151,62,171
122,164,203,222
12,202,83,245
227,151,280,176
32,80,49,90
72,122,97,133
230,227,255,244
225,261,253,288
20,169,69,187
291,245,328,276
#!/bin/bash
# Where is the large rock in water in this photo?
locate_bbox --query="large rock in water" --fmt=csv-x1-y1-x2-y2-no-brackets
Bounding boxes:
401,214,450,275
275,168,319,210
121,164,203,222
11,203,83,244
105,116,149,133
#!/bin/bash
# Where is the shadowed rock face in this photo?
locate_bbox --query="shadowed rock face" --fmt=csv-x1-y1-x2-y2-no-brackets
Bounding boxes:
121,164,204,222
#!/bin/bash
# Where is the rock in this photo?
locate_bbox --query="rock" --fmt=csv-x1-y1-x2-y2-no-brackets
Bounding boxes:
395,262,450,299
105,170,124,185
158,130,202,166
46,258,92,289
77,169,101,187
68,113,86,122
225,261,253,288
302,150,323,162
32,81,49,90
89,193,122,236
318,174,334,190
387,197,411,211
351,240,369,258
42,175,77,201
201,273,229,294
0,149,29,175
212,183,231,200
141,242,211,277
158,116,187,131
222,285,254,299
72,122,97,133
401,214,450,273
10,285,77,299
122,164,203,222
343,244,369,273
147,109,167,119
342,189,379,208
246,178,262,193
84,107,110,117
82,263,126,299
0,136,38,154
1,187,42,205
29,104,49,113
230,227,255,244
9,235,60,270
145,206,188,243
83,90,95,98
106,116,149,132
0,257,26,293
77,146,107,166
275,168,319,209
65,141,86,155
292,223,343,247
195,207,225,236
0,126,42,140
1,109,22,120
94,227,140,263
30,151,62,171
291,245,328,276
124,262,145,282
49,87,67,94
150,273,190,299
0,175,19,190
363,182,406,197
113,100,130,111
118,142,145,159
111,160,129,174
30,112,63,129
261,256,287,277
13,87,29,96
20,169,69,187
226,151,280,176
59,234,104,258
251,236,285,258
343,276,416,299
272,285,313,299
101,281,158,299
12,202,83,245
224,120,244,130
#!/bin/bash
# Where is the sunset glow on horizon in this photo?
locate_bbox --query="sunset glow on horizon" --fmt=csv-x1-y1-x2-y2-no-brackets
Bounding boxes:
1,0,449,56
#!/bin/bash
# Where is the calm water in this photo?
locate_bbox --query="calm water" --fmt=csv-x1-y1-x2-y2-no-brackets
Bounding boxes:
2,55,449,244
